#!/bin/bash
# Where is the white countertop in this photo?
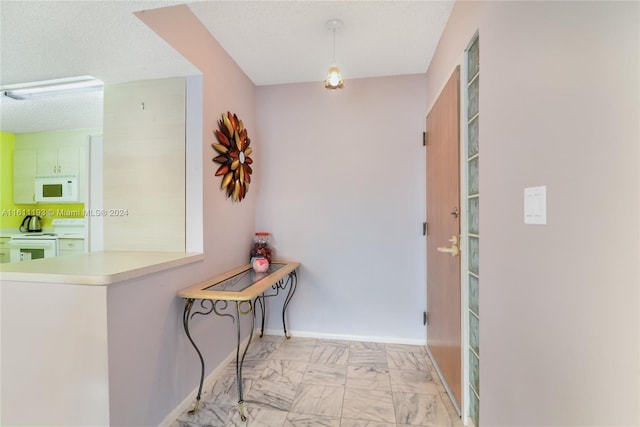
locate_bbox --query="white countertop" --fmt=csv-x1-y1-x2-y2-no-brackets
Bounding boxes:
0,251,204,285
0,228,20,238
0,228,82,238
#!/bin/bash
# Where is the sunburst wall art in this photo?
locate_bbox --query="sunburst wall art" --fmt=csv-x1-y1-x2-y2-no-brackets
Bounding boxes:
212,112,253,202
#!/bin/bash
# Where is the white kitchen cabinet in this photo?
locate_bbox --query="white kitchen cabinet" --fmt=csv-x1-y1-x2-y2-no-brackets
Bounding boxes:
13,149,37,204
36,147,79,176
14,146,80,203
58,237,85,256
0,237,10,263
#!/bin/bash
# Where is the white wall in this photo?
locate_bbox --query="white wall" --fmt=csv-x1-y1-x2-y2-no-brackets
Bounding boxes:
1,281,109,425
185,75,204,253
428,1,640,425
256,75,427,343
103,77,186,252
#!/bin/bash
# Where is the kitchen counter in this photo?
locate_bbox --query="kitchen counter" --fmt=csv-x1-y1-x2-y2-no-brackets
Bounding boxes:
0,228,20,237
0,227,71,237
1,249,204,426
0,251,204,285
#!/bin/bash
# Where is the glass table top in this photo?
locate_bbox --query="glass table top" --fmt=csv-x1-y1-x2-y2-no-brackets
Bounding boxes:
178,261,299,301
204,263,285,293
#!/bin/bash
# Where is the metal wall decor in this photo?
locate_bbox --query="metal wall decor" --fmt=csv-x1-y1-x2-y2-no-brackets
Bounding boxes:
213,112,253,202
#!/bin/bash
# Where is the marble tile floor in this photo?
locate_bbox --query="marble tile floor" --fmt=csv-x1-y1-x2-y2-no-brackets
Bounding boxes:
171,335,465,427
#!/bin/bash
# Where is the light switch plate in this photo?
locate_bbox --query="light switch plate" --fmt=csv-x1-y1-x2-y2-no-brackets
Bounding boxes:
524,186,547,225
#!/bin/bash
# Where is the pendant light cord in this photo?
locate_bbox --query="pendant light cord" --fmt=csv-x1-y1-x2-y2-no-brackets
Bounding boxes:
324,19,345,89
332,28,336,63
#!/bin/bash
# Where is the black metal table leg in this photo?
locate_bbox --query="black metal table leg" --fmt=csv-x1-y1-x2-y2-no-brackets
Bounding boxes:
281,271,298,339
180,264,298,421
235,300,255,422
256,295,266,338
182,299,205,414
258,270,299,339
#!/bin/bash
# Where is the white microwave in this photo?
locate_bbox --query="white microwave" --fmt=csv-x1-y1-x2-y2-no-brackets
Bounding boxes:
35,176,79,203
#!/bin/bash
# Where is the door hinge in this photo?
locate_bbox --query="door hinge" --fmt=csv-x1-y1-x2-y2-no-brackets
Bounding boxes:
423,222,428,236
423,311,428,325
423,131,427,146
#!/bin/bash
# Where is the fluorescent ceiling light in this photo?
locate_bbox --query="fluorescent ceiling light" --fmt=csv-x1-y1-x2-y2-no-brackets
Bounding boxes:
2,76,103,100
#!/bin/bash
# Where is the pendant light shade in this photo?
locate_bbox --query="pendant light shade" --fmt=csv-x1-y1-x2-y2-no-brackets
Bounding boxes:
324,19,344,90
325,65,344,89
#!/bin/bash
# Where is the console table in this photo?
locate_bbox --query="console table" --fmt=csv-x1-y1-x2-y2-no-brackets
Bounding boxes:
178,261,299,421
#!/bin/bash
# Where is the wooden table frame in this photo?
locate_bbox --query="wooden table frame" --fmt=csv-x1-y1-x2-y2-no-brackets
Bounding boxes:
178,261,299,421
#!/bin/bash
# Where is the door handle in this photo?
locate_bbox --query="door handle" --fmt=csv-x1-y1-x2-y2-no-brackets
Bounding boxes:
437,236,459,257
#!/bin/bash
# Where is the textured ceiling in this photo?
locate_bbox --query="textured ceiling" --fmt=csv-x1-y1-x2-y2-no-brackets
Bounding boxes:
190,1,454,86
0,0,453,134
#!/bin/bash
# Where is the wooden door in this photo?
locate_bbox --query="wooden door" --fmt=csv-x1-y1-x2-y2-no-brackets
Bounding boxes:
426,66,462,407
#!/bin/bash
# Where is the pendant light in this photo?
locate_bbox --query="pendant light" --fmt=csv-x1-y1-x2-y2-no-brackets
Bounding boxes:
324,19,345,90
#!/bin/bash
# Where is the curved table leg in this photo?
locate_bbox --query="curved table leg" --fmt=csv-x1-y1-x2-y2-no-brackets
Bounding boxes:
181,267,298,419
235,300,255,421
182,299,205,414
281,271,298,339
256,295,266,338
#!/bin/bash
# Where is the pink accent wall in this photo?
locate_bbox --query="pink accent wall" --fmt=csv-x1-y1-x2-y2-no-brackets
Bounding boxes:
105,6,257,425
135,5,257,270
255,75,427,341
73,2,640,425
428,1,639,425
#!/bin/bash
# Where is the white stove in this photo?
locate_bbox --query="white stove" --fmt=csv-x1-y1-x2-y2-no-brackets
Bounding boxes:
10,232,58,239
9,233,58,262
51,218,86,237
9,219,85,262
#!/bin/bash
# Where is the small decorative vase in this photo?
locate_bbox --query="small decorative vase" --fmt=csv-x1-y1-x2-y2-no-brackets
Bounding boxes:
251,232,273,263
251,256,269,273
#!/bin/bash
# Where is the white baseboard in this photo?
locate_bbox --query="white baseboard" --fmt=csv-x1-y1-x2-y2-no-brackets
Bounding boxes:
264,328,426,346
158,335,251,427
